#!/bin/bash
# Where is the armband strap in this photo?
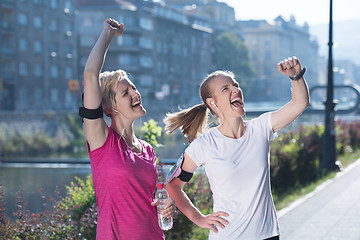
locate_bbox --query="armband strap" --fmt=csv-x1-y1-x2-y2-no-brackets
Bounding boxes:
178,169,193,182
79,92,104,120
166,153,193,183
79,105,103,120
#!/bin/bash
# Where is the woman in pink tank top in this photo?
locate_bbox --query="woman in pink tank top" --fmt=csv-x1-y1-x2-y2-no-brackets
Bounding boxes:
81,18,175,240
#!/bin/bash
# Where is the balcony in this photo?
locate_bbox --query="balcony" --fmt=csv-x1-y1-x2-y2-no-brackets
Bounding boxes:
0,47,15,59
0,0,15,9
0,21,14,34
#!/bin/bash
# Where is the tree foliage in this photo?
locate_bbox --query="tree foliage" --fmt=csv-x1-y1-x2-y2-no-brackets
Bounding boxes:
213,32,255,92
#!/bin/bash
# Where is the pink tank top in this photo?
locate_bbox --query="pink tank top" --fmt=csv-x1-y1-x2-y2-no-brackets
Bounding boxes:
87,127,164,240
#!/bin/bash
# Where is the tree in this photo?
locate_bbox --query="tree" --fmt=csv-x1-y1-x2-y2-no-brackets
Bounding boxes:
213,32,255,92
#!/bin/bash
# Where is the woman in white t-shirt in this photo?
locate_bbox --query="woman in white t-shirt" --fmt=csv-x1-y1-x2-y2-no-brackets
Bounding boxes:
164,57,310,240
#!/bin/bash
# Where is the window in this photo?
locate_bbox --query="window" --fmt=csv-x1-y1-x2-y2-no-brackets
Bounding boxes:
33,16,42,28
64,22,72,37
34,88,42,103
172,44,181,56
51,88,59,102
49,20,58,31
140,56,153,68
64,0,72,13
157,42,162,53
83,17,93,27
50,0,57,9
139,75,153,87
65,67,73,79
50,43,58,53
19,62,28,76
65,90,72,107
163,62,168,73
80,36,95,47
157,62,162,74
34,0,43,4
19,88,27,107
139,37,153,49
183,46,188,57
65,45,73,58
123,15,135,26
139,18,153,31
34,40,42,53
264,50,272,60
18,13,27,26
191,36,197,48
119,55,132,66
163,43,168,54
50,65,59,78
19,38,27,51
117,35,136,46
34,64,42,77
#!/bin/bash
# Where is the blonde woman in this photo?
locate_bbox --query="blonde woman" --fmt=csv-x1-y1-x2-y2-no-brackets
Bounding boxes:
80,18,174,239
164,57,309,239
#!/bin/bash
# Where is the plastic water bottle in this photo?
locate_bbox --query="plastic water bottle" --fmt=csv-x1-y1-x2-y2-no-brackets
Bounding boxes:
155,182,173,230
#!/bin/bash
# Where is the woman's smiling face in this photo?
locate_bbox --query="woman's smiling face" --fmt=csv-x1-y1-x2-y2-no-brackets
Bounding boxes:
113,78,146,120
208,75,245,119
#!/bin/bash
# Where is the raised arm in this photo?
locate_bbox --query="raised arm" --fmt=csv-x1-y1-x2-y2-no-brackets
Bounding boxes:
83,18,124,150
271,57,310,132
166,153,229,233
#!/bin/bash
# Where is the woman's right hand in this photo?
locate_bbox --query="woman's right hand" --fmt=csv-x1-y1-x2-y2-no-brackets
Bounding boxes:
104,18,124,36
195,211,229,233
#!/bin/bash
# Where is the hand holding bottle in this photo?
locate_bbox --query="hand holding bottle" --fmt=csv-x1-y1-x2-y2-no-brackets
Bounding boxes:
152,182,175,230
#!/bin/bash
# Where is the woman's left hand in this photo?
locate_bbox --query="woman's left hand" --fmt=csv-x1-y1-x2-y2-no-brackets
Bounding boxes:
151,197,176,218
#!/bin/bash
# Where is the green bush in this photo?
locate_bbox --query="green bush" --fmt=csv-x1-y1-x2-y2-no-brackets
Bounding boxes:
0,113,86,158
2,120,360,238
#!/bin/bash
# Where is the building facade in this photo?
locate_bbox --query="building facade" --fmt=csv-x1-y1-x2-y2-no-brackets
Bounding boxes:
0,0,78,112
238,16,319,102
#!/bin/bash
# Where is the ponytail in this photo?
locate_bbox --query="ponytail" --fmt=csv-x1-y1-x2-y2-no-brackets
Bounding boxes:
164,103,208,143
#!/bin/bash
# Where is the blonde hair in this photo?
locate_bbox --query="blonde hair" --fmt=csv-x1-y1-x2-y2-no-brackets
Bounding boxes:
164,70,235,143
99,69,129,117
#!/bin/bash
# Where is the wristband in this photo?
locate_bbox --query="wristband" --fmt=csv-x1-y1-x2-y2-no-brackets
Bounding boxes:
289,67,306,81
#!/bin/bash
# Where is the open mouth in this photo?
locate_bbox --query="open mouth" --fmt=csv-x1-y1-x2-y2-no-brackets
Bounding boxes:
231,97,243,108
132,99,142,108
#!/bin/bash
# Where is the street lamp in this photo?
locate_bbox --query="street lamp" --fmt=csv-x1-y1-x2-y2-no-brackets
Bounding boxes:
320,0,341,171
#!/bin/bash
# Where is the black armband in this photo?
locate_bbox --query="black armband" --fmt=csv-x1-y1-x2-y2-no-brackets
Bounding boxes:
79,105,103,120
79,92,103,120
178,169,193,182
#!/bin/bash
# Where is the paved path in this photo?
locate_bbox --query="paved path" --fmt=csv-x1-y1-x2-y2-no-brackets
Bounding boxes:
278,159,360,240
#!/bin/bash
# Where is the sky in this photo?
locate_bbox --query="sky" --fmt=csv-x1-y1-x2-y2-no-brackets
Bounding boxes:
220,0,360,26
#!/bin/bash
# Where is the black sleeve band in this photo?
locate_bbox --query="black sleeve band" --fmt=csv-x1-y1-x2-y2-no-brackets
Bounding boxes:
178,170,193,182
79,105,103,120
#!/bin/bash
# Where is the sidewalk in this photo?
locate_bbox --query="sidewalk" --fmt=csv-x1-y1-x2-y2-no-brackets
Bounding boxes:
278,158,360,240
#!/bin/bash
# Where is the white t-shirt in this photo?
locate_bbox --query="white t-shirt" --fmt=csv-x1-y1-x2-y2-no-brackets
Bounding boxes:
185,112,280,240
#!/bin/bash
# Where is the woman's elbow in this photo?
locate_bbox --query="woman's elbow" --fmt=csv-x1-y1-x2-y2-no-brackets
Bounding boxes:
166,179,183,194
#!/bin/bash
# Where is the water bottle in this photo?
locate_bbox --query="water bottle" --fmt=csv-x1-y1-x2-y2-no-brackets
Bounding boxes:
155,182,173,230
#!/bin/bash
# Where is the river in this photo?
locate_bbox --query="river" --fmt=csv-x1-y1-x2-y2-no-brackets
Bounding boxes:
0,160,92,220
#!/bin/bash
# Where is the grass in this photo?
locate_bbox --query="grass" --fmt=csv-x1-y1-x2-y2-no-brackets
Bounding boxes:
273,148,360,210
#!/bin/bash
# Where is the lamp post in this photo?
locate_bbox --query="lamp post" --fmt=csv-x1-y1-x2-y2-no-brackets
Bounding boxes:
320,0,340,171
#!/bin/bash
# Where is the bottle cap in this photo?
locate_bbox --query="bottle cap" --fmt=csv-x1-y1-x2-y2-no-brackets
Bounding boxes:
157,182,164,189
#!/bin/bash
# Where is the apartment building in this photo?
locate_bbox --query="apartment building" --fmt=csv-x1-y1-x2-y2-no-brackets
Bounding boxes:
238,16,319,101
0,0,78,111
